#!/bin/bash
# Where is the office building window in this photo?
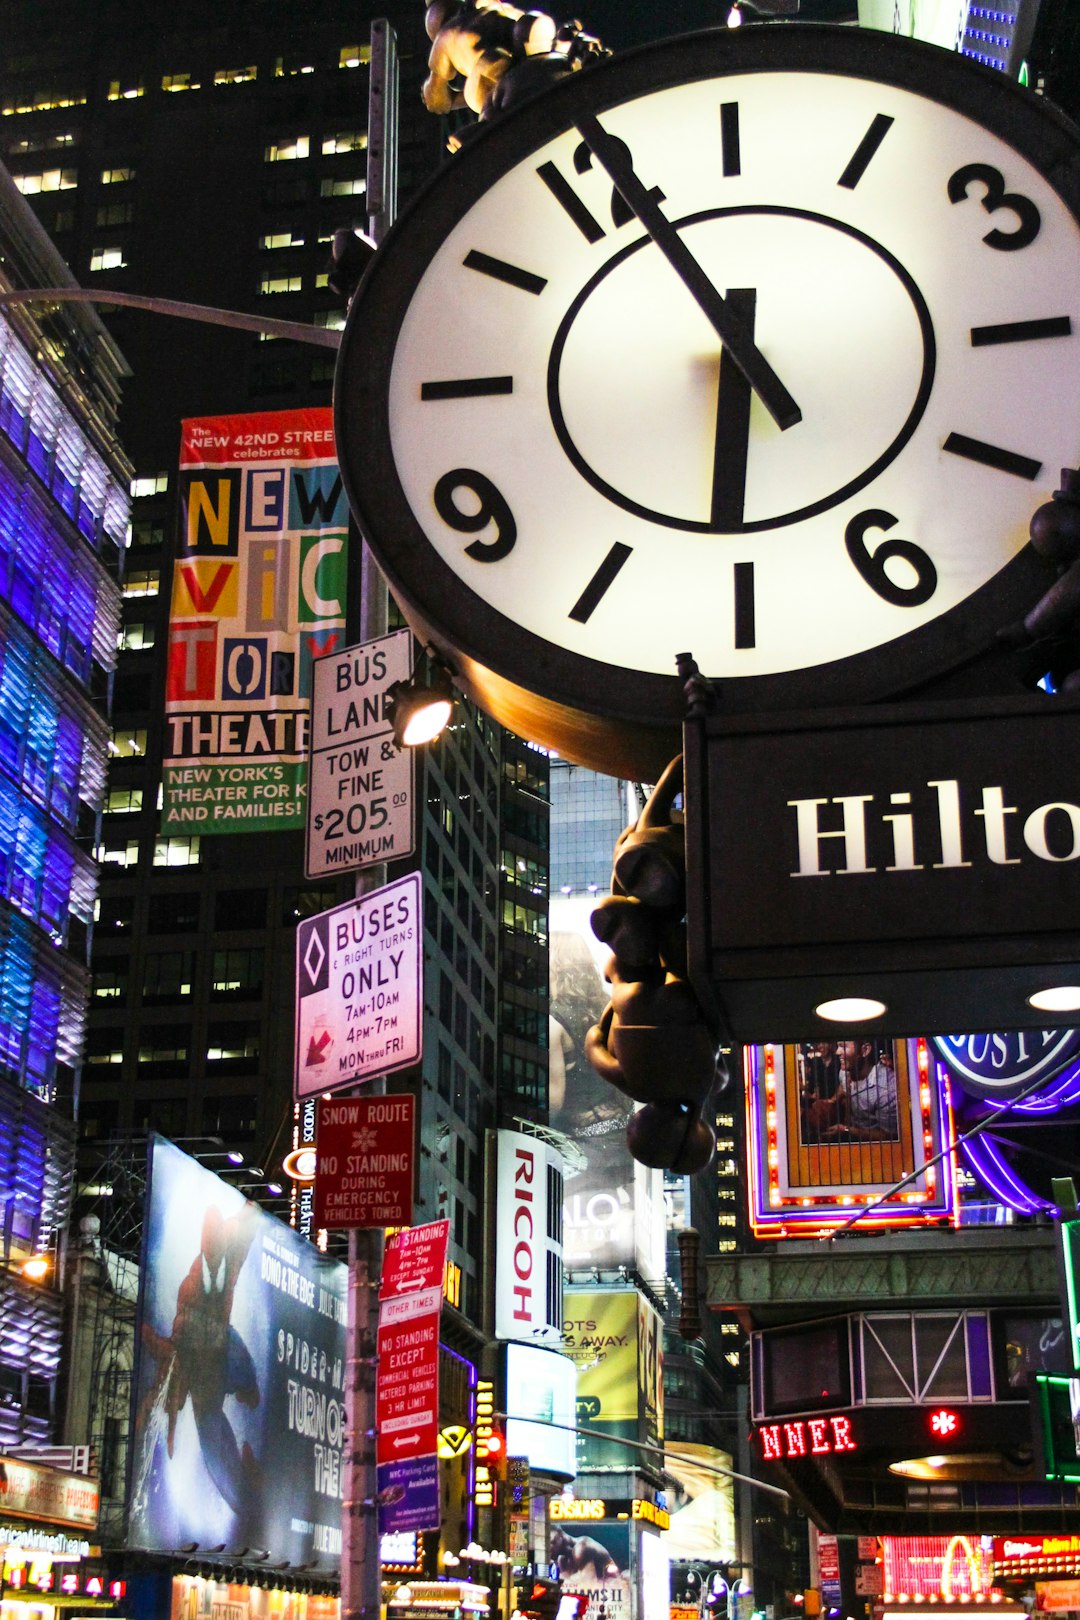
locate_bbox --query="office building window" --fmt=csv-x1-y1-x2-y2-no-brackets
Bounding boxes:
95,201,132,226
213,66,256,85
143,950,193,1002
12,168,77,194
322,131,366,154
107,80,144,101
101,166,135,184
90,246,126,271
117,621,154,651
121,568,159,598
265,135,309,162
131,473,168,497
320,176,364,198
161,73,197,92
152,835,201,867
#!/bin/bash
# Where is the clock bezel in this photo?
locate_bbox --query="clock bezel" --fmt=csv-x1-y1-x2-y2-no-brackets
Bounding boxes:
334,25,1080,777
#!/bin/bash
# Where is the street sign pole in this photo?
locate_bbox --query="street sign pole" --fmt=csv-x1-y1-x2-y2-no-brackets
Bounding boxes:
341,22,398,1620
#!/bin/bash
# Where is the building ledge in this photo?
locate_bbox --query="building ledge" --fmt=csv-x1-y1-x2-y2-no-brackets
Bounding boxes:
706,1224,1059,1320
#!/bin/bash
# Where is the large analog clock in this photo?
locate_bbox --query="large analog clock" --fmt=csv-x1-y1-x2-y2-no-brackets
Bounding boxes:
335,26,1080,778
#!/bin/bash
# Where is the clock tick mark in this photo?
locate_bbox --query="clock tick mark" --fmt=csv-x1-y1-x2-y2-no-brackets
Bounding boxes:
537,159,606,243
943,431,1041,481
463,250,546,294
420,377,514,400
720,101,741,178
970,315,1072,346
733,561,756,649
569,543,633,623
838,113,895,189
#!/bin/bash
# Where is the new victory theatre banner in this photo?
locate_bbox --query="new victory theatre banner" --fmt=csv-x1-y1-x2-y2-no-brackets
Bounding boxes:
163,409,348,833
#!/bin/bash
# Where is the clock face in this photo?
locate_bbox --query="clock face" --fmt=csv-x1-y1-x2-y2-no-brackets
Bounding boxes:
335,27,1080,774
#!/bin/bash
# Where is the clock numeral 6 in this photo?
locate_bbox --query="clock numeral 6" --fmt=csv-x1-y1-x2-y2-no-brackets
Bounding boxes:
433,469,517,563
845,509,937,607
947,161,1041,251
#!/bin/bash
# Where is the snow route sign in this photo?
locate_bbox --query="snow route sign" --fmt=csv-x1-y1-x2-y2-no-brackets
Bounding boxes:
294,871,422,1101
313,1092,415,1229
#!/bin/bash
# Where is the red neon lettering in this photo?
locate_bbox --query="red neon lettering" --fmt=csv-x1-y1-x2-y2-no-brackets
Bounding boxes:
829,1415,857,1452
807,1417,830,1454
783,1422,807,1457
759,1424,782,1460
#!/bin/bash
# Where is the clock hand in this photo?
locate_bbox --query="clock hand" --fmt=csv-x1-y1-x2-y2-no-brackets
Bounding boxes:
576,113,802,432
711,287,755,529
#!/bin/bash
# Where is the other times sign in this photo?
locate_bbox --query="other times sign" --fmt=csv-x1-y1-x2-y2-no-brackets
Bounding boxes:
294,873,422,1101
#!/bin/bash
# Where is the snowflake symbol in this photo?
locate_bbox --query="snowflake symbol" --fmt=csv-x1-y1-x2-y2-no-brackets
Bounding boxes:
352,1127,379,1151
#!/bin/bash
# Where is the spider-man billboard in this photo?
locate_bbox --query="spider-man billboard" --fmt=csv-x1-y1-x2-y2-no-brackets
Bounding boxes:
128,1137,347,1569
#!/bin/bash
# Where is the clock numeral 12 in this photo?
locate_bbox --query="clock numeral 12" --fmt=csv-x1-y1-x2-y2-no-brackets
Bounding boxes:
538,133,665,240
845,509,937,606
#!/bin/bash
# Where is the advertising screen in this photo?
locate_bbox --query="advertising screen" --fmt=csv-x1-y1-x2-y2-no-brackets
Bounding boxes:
495,1129,564,1347
549,1518,631,1620
563,1289,650,1470
503,1342,576,1479
163,408,348,834
662,1443,737,1564
549,894,665,1278
129,1138,347,1568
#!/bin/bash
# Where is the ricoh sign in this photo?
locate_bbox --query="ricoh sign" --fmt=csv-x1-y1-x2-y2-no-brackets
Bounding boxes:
685,695,1080,1041
494,1129,564,1347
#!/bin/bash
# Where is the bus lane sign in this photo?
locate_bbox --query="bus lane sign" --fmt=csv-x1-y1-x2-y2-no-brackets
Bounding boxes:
294,871,422,1101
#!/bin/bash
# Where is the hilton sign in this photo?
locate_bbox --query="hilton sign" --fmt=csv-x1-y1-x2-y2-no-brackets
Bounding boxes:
685,695,1080,1040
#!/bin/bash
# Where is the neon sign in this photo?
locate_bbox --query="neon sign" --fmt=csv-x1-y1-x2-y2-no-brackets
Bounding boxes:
754,1415,858,1460
928,1407,961,1439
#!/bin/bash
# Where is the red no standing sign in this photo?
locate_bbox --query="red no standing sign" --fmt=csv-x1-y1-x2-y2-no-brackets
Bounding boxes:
313,1093,415,1229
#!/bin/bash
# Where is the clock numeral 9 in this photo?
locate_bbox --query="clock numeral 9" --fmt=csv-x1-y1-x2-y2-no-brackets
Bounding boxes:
845,509,937,607
433,469,517,562
947,161,1041,251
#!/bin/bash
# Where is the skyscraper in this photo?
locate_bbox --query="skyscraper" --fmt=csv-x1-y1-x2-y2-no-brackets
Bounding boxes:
0,162,130,1451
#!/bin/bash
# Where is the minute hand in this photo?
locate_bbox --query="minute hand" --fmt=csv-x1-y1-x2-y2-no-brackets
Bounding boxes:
575,113,802,432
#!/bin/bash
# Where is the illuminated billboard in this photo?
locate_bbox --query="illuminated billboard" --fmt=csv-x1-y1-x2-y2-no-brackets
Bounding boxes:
129,1137,347,1567
548,1517,631,1620
549,894,665,1278
495,1129,564,1347
563,1288,661,1470
745,1037,956,1236
503,1342,576,1478
163,409,348,834
662,1443,736,1565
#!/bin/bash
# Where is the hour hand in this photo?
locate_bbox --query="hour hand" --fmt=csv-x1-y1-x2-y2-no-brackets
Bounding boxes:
575,113,802,432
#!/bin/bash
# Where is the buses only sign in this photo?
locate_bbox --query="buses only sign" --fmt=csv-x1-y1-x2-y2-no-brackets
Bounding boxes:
313,1093,415,1228
294,872,422,1100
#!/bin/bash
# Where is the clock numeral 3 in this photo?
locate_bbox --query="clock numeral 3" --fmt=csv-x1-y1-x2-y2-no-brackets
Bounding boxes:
433,469,517,562
947,161,1041,251
845,509,937,607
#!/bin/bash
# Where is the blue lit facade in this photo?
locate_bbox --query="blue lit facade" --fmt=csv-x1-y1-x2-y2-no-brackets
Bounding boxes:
0,161,131,1448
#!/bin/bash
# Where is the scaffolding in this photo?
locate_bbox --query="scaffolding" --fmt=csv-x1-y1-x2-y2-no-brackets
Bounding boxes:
67,1134,148,1545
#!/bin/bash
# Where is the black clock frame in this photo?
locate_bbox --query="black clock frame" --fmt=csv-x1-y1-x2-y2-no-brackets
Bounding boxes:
334,25,1080,778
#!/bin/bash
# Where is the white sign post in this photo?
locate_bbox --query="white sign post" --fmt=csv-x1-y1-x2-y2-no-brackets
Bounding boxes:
294,872,423,1101
305,629,415,878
